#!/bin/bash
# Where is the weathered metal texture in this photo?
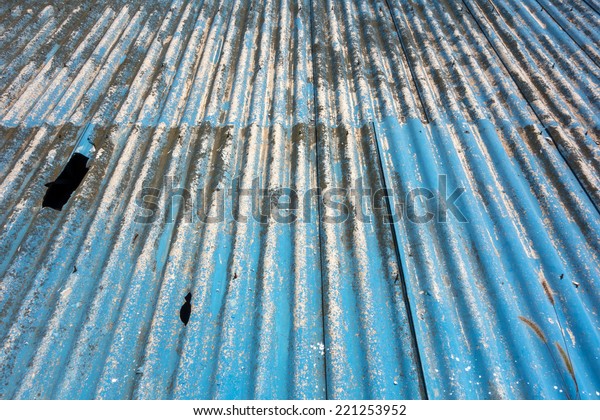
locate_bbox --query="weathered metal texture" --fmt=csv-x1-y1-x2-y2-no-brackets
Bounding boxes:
0,0,598,400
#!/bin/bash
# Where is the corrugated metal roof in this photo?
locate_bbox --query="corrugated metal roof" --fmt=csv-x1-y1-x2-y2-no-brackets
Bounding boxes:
0,0,599,399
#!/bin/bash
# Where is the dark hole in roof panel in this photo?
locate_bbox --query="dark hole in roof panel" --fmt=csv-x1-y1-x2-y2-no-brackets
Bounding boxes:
42,153,89,211
179,292,192,326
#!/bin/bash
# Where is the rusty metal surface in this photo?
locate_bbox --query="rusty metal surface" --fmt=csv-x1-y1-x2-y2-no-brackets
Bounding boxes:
0,0,599,399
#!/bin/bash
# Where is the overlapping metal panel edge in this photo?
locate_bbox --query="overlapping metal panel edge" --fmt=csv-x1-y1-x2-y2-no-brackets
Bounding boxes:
0,0,598,399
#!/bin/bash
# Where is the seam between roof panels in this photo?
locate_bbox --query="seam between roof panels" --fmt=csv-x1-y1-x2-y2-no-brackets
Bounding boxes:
533,0,600,68
576,0,600,19
371,122,429,400
383,0,431,124
308,0,329,400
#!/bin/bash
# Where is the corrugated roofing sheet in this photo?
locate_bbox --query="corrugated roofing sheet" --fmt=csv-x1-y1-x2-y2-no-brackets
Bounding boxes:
0,0,599,399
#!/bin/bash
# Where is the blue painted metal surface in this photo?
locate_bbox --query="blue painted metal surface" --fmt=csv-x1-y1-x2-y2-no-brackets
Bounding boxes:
0,0,599,399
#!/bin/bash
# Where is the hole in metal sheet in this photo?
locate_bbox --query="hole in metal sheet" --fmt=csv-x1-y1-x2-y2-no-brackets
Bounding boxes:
180,292,192,326
42,153,89,211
